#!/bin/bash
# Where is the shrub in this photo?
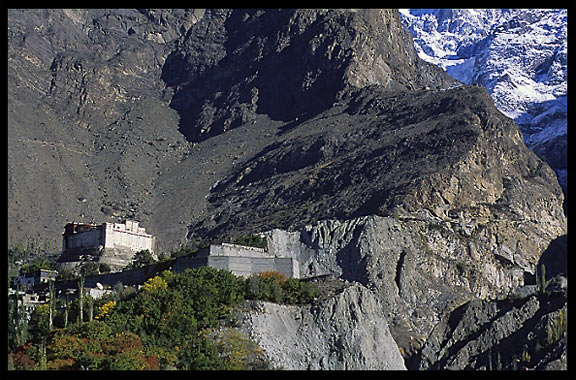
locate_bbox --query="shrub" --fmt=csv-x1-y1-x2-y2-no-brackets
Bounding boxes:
205,327,271,370
80,262,100,276
141,275,168,293
95,301,117,320
126,249,156,269
233,234,268,250
20,258,54,275
9,343,36,370
99,263,111,273
28,304,50,341
172,267,246,327
245,271,318,304
547,309,567,344
10,267,280,370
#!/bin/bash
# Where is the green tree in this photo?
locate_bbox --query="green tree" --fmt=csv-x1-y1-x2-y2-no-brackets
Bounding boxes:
28,304,51,343
99,262,111,273
80,262,100,276
233,234,268,250
171,267,245,328
78,275,85,325
10,266,275,370
127,249,156,269
207,327,271,369
20,258,54,275
56,268,78,281
8,294,29,349
245,271,318,304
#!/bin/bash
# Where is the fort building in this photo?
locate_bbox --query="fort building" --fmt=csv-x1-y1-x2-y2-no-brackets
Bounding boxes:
57,219,299,281
54,241,300,295
171,242,300,279
58,220,156,273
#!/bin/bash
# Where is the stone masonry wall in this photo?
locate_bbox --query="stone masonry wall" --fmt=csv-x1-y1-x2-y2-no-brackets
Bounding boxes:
171,255,300,278
55,246,300,293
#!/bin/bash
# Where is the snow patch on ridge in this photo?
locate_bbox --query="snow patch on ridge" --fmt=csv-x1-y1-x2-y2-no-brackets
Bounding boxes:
400,9,567,188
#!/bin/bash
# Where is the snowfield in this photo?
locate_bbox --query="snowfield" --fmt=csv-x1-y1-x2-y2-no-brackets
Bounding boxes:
399,9,567,189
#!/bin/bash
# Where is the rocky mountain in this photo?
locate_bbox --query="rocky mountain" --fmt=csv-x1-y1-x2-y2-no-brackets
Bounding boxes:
8,9,567,370
413,276,567,370
399,9,568,192
8,9,452,250
238,283,406,370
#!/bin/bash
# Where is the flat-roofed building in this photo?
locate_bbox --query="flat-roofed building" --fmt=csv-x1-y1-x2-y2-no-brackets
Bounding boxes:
58,220,155,273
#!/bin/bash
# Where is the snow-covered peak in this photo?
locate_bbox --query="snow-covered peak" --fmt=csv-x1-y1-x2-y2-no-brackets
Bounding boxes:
400,9,567,190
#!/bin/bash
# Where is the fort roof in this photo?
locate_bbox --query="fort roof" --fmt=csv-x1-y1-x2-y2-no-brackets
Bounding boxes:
63,220,152,237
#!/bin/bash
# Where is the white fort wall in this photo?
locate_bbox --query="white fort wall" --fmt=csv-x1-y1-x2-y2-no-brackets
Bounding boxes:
59,221,156,273
190,243,300,278
59,223,299,277
62,221,155,254
102,222,155,253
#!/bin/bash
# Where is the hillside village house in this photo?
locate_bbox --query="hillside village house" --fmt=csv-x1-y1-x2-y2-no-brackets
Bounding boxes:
13,269,58,289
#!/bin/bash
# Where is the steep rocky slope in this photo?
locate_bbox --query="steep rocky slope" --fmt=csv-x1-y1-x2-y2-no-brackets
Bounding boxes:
238,283,406,370
8,9,193,248
413,275,567,370
8,9,567,370
8,9,453,250
190,84,565,243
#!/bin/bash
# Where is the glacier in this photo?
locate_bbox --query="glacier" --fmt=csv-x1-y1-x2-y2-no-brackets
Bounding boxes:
399,9,567,190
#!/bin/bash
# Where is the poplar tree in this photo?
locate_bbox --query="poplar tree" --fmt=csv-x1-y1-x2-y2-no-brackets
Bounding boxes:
78,275,85,325
48,281,55,331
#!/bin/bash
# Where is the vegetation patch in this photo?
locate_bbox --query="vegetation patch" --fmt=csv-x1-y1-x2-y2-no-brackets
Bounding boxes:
8,267,323,370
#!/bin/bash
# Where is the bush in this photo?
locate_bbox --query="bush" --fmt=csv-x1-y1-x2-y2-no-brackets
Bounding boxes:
99,263,111,273
9,267,282,370
56,268,78,281
205,327,271,370
95,301,117,321
80,262,100,276
245,271,318,304
171,267,246,327
20,258,54,275
126,249,156,270
141,275,168,293
233,234,268,250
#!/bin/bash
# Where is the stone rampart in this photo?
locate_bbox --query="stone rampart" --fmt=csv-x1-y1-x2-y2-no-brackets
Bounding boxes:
55,243,300,293
196,243,269,258
56,247,137,273
56,260,175,291
171,254,300,278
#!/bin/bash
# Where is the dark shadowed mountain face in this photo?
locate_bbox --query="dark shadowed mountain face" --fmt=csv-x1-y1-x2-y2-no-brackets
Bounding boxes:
161,9,455,142
8,8,455,249
189,84,557,241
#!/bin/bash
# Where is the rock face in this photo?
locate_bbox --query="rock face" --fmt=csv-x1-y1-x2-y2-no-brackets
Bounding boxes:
413,276,567,370
238,283,406,370
193,84,565,244
8,9,192,248
8,8,453,250
264,211,565,359
162,9,454,142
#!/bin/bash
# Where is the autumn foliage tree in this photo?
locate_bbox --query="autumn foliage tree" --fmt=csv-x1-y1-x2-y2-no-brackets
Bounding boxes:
9,267,319,370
